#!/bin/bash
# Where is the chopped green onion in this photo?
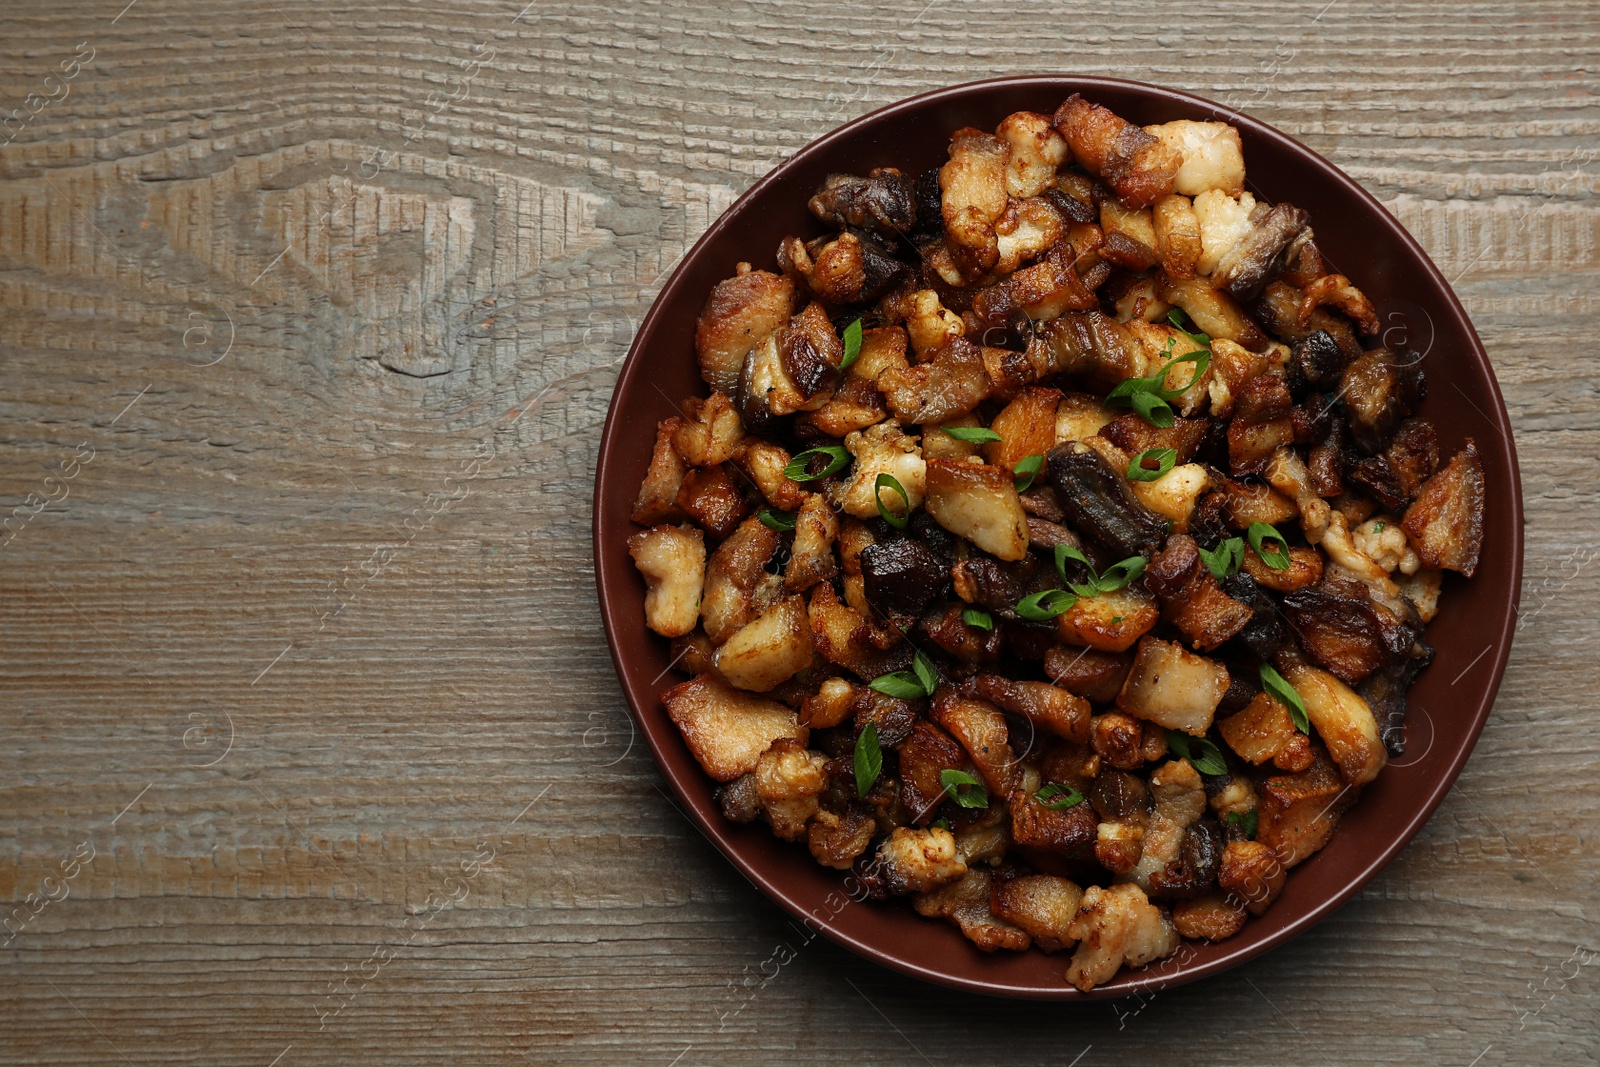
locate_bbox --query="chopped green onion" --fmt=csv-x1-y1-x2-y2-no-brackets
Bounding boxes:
939,769,989,809
757,508,795,532
869,650,937,700
1036,783,1086,811
839,318,864,370
1013,453,1044,492
1165,730,1228,776
1126,447,1177,482
1016,588,1077,621
874,472,911,529
962,608,993,631
1260,663,1310,734
1167,306,1212,345
1226,809,1258,840
1052,543,1145,596
783,445,850,482
1094,556,1147,593
1197,537,1245,580
1247,521,1292,570
854,721,881,798
941,425,1003,444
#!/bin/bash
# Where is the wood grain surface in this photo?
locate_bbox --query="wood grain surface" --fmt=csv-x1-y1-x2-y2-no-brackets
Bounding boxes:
0,1,1595,1063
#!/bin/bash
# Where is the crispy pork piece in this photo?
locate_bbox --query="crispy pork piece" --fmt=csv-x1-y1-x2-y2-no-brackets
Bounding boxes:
915,868,1032,951
1145,120,1246,196
1256,747,1355,866
874,825,968,895
1298,273,1380,335
971,674,1092,744
627,524,706,638
808,167,918,237
1217,692,1315,773
1217,840,1286,916
933,690,1020,796
994,197,1066,276
778,230,908,306
1116,636,1230,734
1090,711,1147,771
674,464,748,539
1123,757,1208,891
985,387,1064,471
1282,662,1386,786
1340,347,1427,454
1158,274,1270,351
1152,193,1203,279
1010,783,1099,855
1144,534,1255,652
991,874,1085,952
1045,646,1135,704
632,417,689,524
672,391,746,466
713,595,815,693
1065,883,1179,991
1173,893,1248,940
662,673,807,781
828,421,927,520
753,738,828,840
999,111,1069,198
695,267,795,395
1240,544,1323,592
1053,95,1182,208
879,337,992,424
940,127,1010,276
1228,373,1296,477
1090,768,1151,873
783,493,839,594
735,438,807,512
1056,584,1161,654
700,517,780,644
924,458,1030,561
1402,440,1485,577
808,805,877,869
898,720,971,823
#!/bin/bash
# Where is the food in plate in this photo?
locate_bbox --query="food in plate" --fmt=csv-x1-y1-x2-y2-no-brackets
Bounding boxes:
625,92,1485,991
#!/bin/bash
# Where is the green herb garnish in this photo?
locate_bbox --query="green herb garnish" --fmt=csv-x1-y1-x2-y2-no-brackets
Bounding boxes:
782,445,850,482
1165,730,1228,776
854,721,881,798
1260,663,1310,734
1016,588,1077,621
940,425,1003,444
940,769,989,809
1126,447,1177,482
962,608,993,631
758,508,795,532
839,318,864,370
1247,522,1291,570
874,472,911,529
1197,537,1245,580
1036,783,1086,810
869,650,937,700
1012,453,1044,492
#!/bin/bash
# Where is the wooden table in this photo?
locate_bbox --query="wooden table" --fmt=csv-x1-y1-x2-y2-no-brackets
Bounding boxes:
1,1,1595,1063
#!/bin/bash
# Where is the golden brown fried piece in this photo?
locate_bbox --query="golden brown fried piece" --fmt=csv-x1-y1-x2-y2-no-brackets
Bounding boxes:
1052,95,1181,209
1402,440,1485,577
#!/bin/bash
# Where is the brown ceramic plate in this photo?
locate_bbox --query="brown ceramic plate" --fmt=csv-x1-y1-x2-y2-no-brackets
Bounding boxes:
592,76,1523,999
